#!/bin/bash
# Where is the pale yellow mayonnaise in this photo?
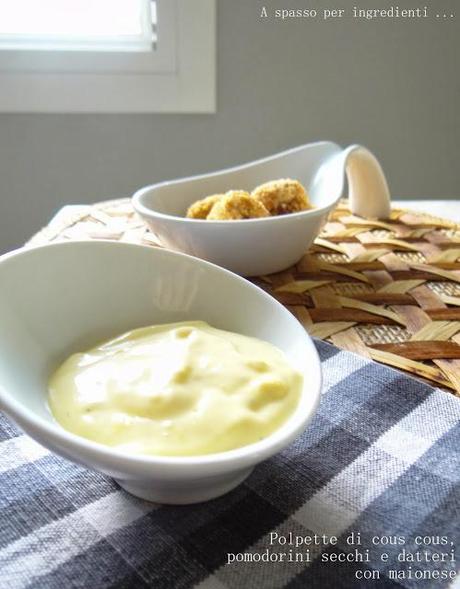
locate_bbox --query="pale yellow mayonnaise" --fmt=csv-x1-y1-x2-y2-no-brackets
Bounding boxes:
48,321,302,456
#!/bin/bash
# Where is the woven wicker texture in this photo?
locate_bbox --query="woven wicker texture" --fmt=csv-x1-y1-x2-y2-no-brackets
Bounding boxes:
28,199,460,395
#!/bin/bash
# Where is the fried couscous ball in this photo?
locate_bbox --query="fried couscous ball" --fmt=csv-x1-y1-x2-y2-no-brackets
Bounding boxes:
207,190,270,220
186,194,224,219
251,179,311,215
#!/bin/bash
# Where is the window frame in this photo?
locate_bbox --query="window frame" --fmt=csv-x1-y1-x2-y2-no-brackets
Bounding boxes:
0,0,216,113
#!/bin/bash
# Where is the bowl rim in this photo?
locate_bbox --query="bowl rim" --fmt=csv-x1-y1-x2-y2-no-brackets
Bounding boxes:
132,140,342,225
0,240,322,470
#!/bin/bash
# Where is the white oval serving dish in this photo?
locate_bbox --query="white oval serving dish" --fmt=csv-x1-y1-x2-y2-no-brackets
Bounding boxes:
0,241,322,504
133,141,391,276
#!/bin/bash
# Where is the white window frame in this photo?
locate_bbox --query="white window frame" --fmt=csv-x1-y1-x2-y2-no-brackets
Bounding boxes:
0,0,216,113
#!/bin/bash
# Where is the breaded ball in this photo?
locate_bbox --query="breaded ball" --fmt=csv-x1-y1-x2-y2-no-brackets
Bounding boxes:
252,179,311,215
186,194,223,219
207,190,270,220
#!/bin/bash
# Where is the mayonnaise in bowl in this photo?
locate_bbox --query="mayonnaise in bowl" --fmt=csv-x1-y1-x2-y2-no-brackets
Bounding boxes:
48,321,303,457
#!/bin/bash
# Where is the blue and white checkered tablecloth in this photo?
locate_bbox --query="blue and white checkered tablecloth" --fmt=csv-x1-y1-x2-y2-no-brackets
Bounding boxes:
1,340,459,588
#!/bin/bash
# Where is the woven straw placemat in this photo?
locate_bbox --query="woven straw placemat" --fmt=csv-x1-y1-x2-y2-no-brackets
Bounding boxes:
28,198,460,395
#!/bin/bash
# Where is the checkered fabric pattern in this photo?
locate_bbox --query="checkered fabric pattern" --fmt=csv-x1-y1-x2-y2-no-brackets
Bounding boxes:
1,341,459,589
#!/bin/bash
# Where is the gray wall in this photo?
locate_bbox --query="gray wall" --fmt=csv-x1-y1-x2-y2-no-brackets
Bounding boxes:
0,0,458,253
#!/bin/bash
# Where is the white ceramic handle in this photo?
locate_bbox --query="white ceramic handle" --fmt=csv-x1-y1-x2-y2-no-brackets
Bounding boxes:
343,145,391,219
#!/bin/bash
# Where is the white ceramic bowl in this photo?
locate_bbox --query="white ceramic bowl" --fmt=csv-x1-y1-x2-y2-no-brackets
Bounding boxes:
132,141,391,276
0,241,321,504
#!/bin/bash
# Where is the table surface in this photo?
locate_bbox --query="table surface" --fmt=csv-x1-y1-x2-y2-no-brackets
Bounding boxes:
396,200,460,221
2,197,457,588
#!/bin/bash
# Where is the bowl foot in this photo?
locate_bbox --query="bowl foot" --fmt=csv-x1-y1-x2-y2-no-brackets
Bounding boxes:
115,467,254,504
